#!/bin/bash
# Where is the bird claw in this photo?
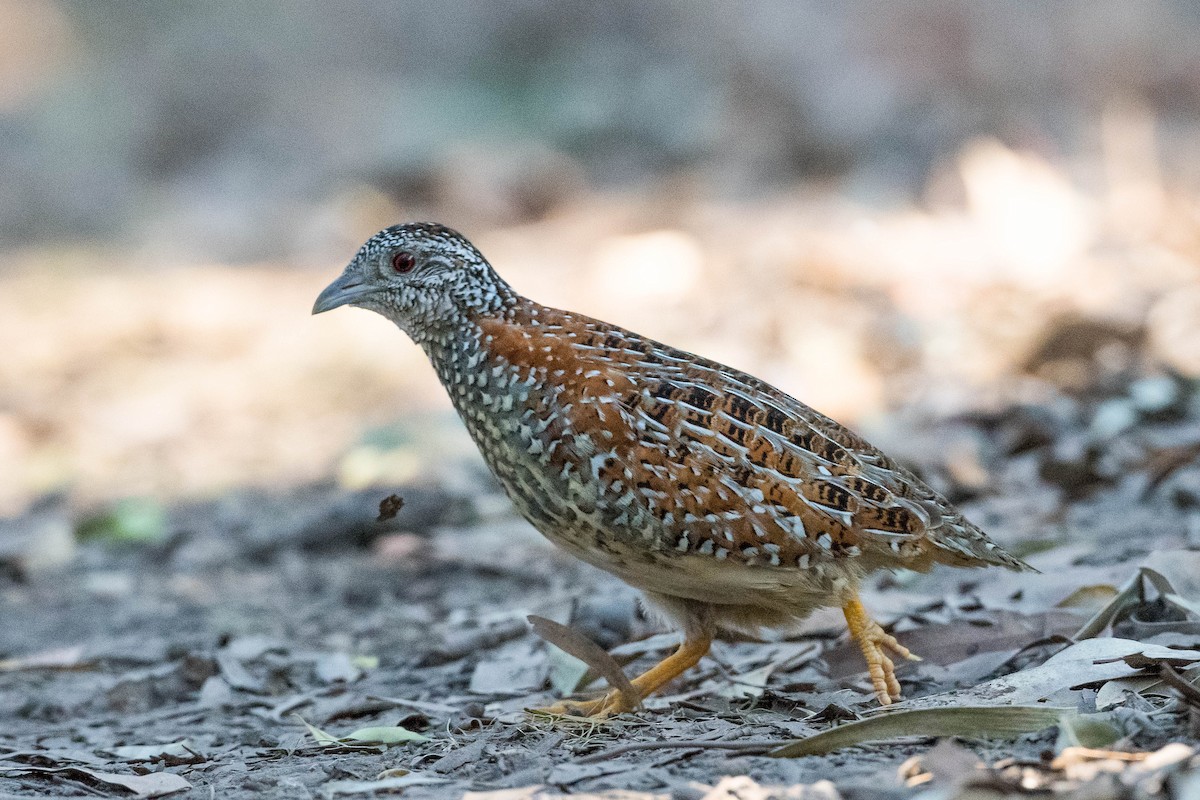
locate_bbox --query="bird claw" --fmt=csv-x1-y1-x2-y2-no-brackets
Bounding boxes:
843,598,919,705
529,690,639,720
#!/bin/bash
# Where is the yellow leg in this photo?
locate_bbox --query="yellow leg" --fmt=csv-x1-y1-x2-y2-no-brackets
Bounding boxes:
842,597,920,705
532,630,714,719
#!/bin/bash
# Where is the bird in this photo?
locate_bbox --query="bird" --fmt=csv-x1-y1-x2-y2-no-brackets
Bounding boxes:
313,222,1031,716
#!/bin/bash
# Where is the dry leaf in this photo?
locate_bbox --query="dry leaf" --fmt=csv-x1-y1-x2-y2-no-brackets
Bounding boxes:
0,766,191,798
527,615,638,709
769,706,1067,757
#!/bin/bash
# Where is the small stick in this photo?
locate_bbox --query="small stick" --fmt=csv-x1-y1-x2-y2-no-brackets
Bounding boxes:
1159,663,1200,709
574,739,780,764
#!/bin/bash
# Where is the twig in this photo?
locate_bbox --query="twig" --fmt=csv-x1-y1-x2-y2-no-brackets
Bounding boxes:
367,695,462,715
1159,663,1200,709
574,738,781,764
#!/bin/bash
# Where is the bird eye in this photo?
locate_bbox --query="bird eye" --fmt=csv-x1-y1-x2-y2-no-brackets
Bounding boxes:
391,251,416,274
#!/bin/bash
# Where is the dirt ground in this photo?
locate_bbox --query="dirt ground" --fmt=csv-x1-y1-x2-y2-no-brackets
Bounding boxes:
3,348,1200,798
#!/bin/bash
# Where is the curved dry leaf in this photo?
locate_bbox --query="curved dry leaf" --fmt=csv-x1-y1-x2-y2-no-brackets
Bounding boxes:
769,706,1067,758
527,615,638,709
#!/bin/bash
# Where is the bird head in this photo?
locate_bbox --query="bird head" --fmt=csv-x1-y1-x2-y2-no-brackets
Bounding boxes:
312,223,513,338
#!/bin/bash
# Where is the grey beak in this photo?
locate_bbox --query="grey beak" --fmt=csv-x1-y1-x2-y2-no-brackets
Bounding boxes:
312,271,376,314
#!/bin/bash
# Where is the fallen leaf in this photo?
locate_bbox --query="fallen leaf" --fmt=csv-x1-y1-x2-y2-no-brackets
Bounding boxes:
823,610,1079,679
314,652,363,684
1057,584,1120,610
295,714,340,745
1095,675,1164,710
1056,712,1122,750
769,706,1067,757
545,642,590,696
321,773,449,796
215,652,263,692
527,615,638,708
76,498,167,545
718,663,776,699
906,637,1200,708
343,726,429,744
0,644,87,672
468,653,547,696
1141,441,1200,497
1074,557,1200,640
904,738,983,787
0,766,190,798
607,631,682,658
106,740,197,762
294,714,428,747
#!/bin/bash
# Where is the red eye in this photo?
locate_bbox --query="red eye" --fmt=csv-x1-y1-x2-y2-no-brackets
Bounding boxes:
391,251,416,273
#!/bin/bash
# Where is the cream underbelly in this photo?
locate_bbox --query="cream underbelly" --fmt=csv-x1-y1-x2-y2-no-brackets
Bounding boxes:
498,446,863,620
545,520,860,613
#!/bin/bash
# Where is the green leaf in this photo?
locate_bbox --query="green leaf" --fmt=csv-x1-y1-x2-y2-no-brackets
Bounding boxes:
294,714,340,745
344,726,429,744
351,655,380,670
769,705,1068,758
76,498,167,545
1056,712,1121,750
294,714,428,747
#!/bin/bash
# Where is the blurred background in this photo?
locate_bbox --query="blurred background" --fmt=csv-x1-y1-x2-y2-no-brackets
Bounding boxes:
2,0,1199,516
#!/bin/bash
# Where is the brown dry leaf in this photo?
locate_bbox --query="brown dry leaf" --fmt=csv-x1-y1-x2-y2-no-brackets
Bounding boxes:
527,615,638,709
376,493,405,521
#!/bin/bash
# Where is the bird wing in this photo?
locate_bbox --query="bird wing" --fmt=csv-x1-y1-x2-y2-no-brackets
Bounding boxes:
590,328,1027,574
477,305,1027,575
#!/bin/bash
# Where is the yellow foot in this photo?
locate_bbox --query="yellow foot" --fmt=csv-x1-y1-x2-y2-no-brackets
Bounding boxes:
529,689,639,720
529,629,714,721
842,597,921,705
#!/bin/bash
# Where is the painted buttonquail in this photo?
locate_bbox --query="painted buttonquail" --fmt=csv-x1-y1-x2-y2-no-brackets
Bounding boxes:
314,223,1031,716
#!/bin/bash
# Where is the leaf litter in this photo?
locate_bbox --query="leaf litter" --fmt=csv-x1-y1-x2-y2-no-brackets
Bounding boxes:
3,367,1200,797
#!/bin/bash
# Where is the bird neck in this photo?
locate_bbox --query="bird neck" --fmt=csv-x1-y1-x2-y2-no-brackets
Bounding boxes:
414,294,530,386
395,266,519,346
